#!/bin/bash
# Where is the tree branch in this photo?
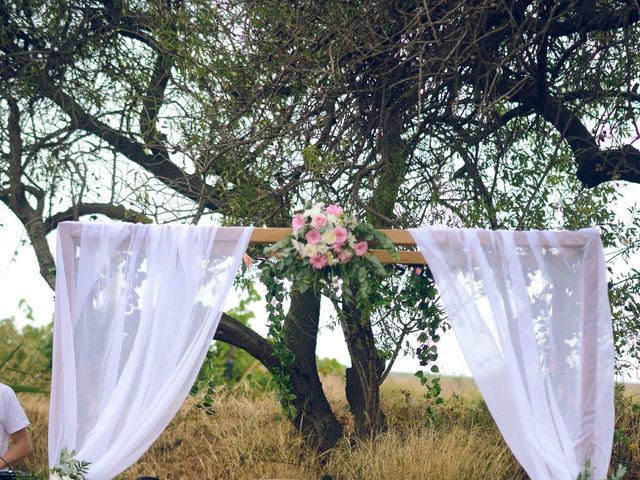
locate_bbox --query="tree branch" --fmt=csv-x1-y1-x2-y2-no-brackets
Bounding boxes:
214,313,279,373
563,89,640,103
43,203,152,234
4,95,24,203
548,4,640,37
38,77,223,211
539,95,640,187
140,52,172,149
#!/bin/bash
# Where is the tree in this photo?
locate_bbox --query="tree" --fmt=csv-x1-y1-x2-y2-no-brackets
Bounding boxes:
1,0,639,451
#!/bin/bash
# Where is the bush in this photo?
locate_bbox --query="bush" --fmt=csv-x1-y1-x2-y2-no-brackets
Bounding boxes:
0,315,51,393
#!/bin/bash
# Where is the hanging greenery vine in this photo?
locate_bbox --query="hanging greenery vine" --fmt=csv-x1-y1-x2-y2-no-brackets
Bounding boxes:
258,203,446,418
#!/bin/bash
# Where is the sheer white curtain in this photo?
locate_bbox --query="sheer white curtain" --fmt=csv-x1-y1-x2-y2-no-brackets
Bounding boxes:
410,227,614,480
49,222,253,479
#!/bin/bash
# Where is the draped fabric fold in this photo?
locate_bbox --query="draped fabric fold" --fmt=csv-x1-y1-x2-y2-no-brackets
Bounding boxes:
410,227,614,480
49,222,253,479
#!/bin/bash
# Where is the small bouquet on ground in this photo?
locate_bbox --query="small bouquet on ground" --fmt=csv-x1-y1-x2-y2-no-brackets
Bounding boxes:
262,203,397,300
49,449,90,480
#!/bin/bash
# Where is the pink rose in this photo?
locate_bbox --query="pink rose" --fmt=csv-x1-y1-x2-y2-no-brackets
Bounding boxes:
292,213,305,230
243,253,253,267
332,226,348,245
312,214,328,229
332,243,343,253
305,229,322,245
309,254,328,270
414,267,422,275
353,240,368,256
338,250,353,263
325,204,343,216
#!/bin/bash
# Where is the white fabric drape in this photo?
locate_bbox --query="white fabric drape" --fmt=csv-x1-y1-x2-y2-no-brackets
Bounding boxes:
410,227,614,480
49,222,253,479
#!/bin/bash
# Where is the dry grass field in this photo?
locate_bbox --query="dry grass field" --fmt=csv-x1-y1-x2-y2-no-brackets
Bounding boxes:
16,374,640,479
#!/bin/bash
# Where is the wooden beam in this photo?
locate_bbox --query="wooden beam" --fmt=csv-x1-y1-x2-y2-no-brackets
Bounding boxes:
60,224,427,264
370,250,426,265
250,228,417,246
250,228,426,264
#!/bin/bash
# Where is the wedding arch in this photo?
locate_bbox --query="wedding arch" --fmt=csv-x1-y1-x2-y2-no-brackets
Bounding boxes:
50,219,614,480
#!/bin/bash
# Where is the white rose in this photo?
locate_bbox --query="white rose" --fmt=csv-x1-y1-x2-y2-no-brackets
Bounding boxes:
304,204,323,218
322,229,337,245
345,215,358,228
303,244,318,257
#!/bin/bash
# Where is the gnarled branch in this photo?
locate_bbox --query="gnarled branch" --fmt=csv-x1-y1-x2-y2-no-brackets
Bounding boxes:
43,203,152,234
38,78,223,211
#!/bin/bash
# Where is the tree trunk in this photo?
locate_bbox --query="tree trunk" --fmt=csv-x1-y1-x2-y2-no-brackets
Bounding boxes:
284,290,343,452
368,101,410,224
342,302,386,438
338,105,409,438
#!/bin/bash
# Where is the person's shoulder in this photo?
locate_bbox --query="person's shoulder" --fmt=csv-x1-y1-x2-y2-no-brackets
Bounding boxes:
0,382,16,397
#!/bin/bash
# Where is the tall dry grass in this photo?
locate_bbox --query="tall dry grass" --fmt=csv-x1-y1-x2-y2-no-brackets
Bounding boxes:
15,375,640,479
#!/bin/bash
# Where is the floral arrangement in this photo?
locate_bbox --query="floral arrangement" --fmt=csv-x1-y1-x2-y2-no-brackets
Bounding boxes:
289,203,369,269
256,203,398,416
261,202,398,298
254,203,447,420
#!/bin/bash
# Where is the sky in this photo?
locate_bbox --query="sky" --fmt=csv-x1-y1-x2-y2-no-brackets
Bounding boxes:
1,182,639,378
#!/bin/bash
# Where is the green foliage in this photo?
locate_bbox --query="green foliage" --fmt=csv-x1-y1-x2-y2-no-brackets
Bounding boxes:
369,265,447,414
611,384,640,478
575,459,627,480
607,206,640,372
259,203,447,419
610,267,640,373
316,357,346,377
259,205,401,417
258,264,297,418
189,349,219,414
0,314,52,393
415,373,445,423
48,448,90,480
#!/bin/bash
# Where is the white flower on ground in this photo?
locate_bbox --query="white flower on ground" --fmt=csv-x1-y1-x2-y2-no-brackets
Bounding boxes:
49,473,72,480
